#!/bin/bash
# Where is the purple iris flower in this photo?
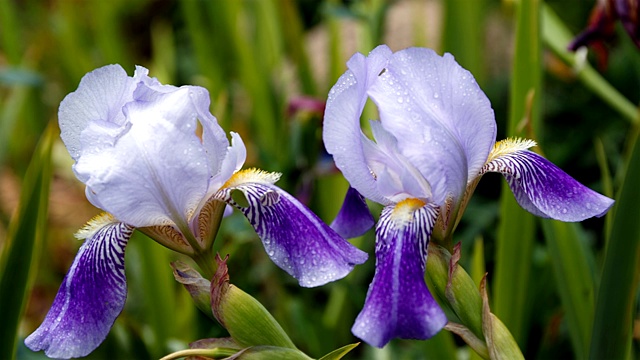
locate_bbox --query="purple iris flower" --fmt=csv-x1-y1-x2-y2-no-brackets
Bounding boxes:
25,65,367,359
323,45,614,348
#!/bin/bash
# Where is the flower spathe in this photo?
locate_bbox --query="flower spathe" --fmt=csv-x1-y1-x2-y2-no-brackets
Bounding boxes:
26,65,366,359
323,45,614,347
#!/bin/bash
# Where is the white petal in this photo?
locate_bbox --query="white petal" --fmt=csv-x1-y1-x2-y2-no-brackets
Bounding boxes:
59,65,138,160
323,45,393,205
75,108,210,228
369,48,496,203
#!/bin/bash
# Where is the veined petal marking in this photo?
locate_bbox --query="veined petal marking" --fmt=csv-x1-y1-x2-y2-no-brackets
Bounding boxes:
215,181,368,287
352,202,446,347
481,149,614,221
25,221,133,359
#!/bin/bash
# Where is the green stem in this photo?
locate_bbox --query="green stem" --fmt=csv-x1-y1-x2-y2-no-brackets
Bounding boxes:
193,249,219,279
159,347,238,360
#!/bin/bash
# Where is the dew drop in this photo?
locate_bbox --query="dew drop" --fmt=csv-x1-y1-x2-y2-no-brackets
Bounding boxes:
433,92,440,99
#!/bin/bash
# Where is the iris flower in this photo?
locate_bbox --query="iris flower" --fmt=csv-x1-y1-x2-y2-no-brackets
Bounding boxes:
25,65,367,359
323,45,614,348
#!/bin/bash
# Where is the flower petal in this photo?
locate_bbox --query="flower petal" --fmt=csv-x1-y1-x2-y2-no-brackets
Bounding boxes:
362,120,432,202
25,218,133,359
482,150,614,221
216,179,368,287
133,78,236,183
330,186,374,239
75,103,211,228
59,64,139,160
352,202,447,347
368,47,496,204
323,45,393,204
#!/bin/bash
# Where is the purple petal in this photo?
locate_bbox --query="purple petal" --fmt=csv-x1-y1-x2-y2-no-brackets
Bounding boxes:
352,203,447,347
216,182,368,287
330,187,374,239
482,150,614,221
323,45,393,205
25,221,133,359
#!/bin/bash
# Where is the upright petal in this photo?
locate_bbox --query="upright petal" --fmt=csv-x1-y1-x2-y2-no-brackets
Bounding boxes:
215,169,368,287
362,120,432,202
209,132,247,196
482,149,614,221
25,215,133,359
368,48,496,204
75,108,210,228
59,65,138,160
330,186,375,239
323,45,393,204
352,200,447,347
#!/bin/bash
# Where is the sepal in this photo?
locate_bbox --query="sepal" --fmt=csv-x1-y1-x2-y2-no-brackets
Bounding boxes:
482,149,614,222
216,178,367,287
352,202,446,347
25,217,133,359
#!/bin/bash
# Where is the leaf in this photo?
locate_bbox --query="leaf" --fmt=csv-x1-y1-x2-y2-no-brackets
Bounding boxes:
493,0,541,346
0,125,54,359
318,342,359,360
589,134,640,359
541,220,594,359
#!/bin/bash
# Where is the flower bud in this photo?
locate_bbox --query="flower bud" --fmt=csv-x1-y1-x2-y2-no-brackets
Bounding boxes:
211,255,297,349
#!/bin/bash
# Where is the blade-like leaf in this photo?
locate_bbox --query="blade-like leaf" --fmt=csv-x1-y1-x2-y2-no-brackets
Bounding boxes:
590,134,640,359
318,342,359,360
494,0,541,347
0,125,54,359
541,220,595,359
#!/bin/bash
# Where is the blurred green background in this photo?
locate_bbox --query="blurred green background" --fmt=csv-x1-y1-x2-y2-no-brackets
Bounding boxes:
0,0,638,359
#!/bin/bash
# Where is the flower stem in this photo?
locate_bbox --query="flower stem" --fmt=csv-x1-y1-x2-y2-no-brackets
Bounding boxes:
192,249,219,279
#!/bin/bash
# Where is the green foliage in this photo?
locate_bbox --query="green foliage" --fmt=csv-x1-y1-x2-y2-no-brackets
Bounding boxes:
0,126,53,359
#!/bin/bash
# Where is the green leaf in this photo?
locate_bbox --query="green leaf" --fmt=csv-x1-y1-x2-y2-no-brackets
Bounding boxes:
589,134,640,359
442,0,487,85
541,220,594,360
0,125,54,359
493,0,541,347
318,342,359,360
542,4,638,125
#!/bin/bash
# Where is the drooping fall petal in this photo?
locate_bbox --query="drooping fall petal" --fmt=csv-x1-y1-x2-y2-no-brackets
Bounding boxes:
352,201,446,347
215,170,368,287
482,149,614,221
25,217,133,359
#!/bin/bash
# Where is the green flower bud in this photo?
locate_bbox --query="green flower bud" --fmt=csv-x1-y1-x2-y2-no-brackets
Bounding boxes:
211,254,297,350
171,261,213,319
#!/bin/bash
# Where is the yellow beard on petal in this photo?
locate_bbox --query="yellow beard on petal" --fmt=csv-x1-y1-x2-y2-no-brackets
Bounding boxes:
221,168,282,189
74,212,118,240
487,137,537,163
391,198,426,226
